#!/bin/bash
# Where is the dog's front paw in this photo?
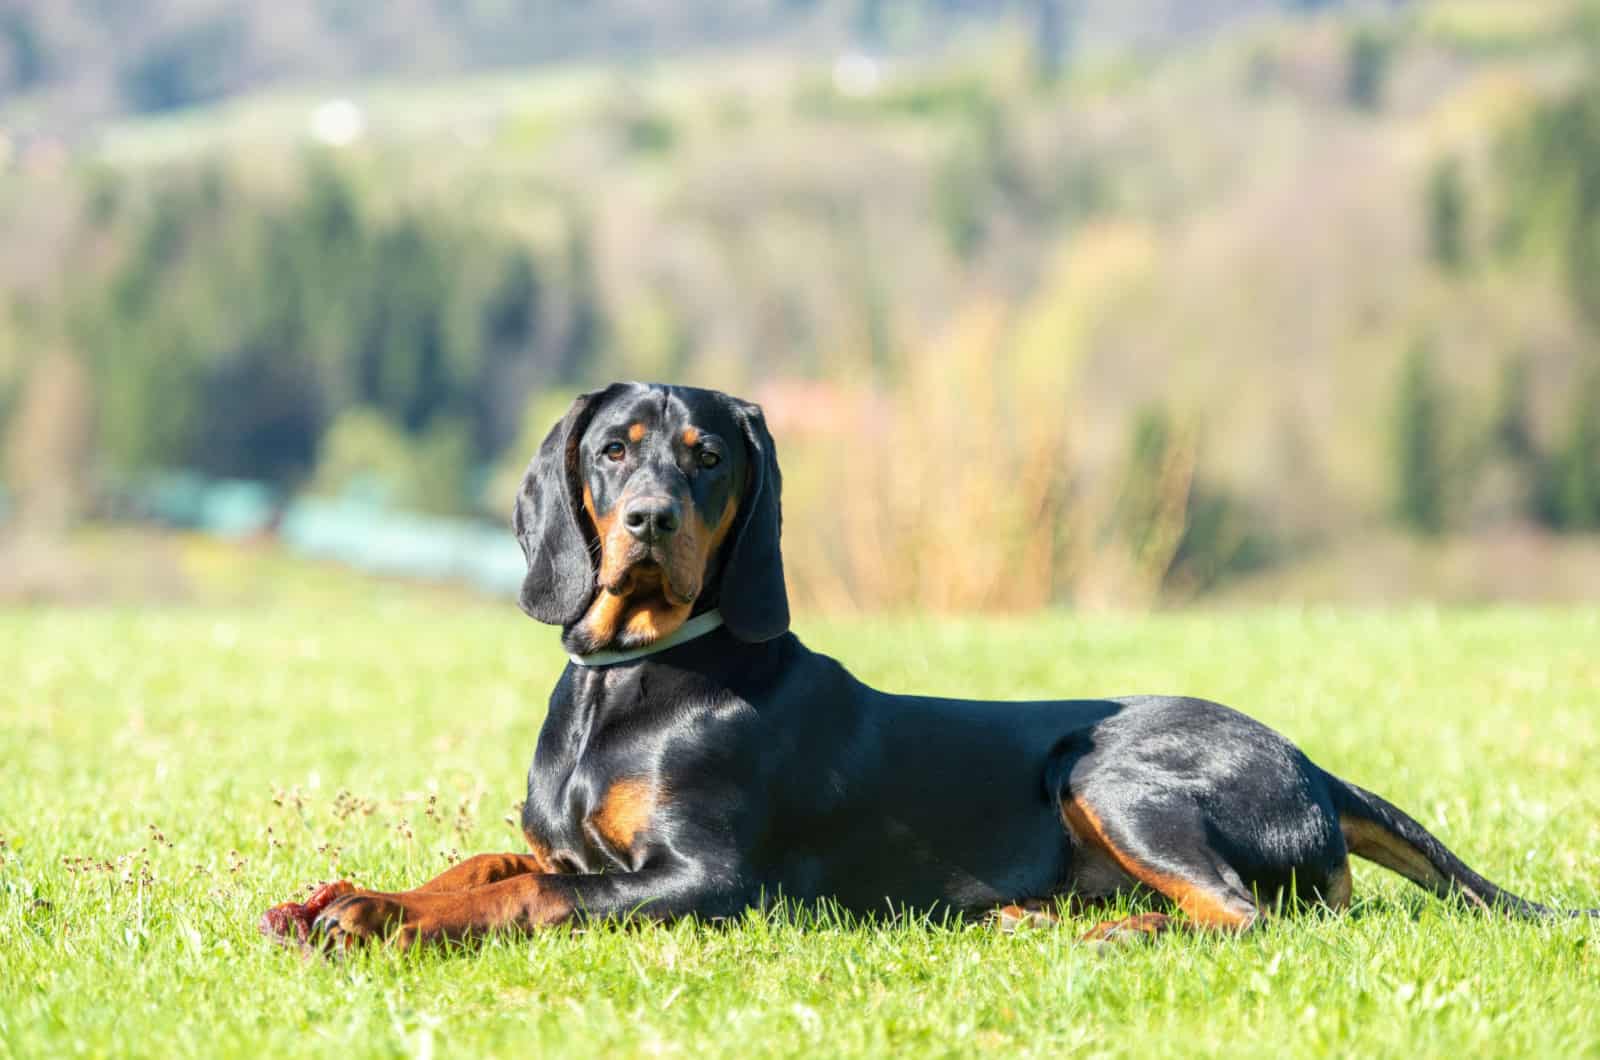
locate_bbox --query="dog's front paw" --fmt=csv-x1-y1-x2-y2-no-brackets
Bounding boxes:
313,892,417,950
260,880,359,944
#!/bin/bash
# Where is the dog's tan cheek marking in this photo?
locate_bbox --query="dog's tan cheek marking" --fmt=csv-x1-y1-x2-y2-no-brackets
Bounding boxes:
629,422,647,443
662,493,738,613
585,482,631,586
591,778,661,852
709,495,738,551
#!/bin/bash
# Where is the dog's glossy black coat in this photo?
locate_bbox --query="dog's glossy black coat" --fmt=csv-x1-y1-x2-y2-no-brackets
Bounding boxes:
297,382,1586,946
504,382,1585,929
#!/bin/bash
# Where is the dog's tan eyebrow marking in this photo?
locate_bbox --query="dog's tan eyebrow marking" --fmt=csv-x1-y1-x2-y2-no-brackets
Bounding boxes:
681,427,700,447
628,423,647,443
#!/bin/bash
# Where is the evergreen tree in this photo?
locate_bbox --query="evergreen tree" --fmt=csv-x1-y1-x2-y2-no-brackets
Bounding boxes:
1426,156,1469,273
1540,366,1600,530
1491,353,1534,463
1346,28,1391,112
1391,342,1449,535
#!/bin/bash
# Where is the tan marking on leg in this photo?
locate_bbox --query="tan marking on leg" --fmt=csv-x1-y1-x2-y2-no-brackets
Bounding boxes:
591,778,661,853
411,853,546,894
1060,796,1257,931
1321,859,1352,910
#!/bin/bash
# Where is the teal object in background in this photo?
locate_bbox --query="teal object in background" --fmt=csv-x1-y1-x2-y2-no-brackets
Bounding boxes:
103,473,525,597
279,496,523,596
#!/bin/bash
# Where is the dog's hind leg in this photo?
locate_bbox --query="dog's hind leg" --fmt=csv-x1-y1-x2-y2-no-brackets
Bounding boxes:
1059,794,1261,943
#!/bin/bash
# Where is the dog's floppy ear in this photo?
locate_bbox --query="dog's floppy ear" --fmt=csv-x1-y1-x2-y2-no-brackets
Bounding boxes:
719,399,789,642
512,386,618,625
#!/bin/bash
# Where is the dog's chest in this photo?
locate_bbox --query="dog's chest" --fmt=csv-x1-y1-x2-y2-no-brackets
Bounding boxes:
522,663,724,875
521,771,661,873
522,669,668,874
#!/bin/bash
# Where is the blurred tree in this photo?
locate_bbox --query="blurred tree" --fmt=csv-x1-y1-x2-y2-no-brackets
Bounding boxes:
1508,63,1600,333
3,352,93,531
1391,341,1449,535
1032,0,1077,87
72,162,556,509
1113,405,1198,595
192,340,323,483
1426,156,1470,273
0,10,45,92
355,217,453,433
1491,353,1535,464
309,408,477,515
934,144,986,260
1537,365,1600,531
854,0,884,47
1345,27,1391,112
117,16,244,113
557,220,604,382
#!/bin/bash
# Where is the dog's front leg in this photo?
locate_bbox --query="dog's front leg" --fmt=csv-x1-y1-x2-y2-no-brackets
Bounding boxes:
312,864,731,949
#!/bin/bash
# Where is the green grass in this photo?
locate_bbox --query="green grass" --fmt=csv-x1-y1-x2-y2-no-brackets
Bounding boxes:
3,600,1599,1058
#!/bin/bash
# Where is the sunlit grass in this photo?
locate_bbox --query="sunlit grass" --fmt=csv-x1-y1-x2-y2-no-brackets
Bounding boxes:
3,601,1598,1058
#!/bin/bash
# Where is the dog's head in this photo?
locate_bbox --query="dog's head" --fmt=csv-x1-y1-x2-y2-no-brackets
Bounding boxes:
513,382,787,654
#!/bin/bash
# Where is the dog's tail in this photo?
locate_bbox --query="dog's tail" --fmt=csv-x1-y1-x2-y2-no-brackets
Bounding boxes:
1325,774,1595,920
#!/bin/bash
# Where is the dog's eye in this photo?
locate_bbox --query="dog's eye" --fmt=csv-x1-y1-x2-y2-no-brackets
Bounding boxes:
602,441,626,462
698,449,721,469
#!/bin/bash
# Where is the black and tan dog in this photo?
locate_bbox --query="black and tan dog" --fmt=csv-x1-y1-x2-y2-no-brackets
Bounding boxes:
262,382,1594,949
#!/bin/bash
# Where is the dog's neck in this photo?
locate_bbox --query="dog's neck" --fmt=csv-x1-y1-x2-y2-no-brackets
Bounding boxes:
567,609,726,667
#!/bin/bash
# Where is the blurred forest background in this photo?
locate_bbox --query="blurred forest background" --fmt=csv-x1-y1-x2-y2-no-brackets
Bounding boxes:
4,0,1600,610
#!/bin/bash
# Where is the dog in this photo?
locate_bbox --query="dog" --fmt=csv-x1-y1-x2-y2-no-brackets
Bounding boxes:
261,382,1594,949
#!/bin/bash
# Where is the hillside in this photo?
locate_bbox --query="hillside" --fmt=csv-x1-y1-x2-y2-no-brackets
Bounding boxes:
2,1,1340,137
3,0,1599,608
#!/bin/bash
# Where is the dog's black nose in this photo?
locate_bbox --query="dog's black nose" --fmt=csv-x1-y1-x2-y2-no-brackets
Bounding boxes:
622,496,680,541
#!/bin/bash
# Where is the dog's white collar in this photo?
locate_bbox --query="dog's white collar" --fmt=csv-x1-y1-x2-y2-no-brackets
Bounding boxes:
568,609,726,668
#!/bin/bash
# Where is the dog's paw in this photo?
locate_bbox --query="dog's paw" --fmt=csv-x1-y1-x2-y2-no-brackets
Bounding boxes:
259,880,358,944
312,892,419,951
1080,912,1176,946
992,902,1061,933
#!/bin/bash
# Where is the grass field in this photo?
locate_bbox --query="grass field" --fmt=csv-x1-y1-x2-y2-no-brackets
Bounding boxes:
3,592,1599,1058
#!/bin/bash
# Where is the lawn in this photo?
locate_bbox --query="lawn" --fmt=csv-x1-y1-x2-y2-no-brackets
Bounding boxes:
3,593,1598,1058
